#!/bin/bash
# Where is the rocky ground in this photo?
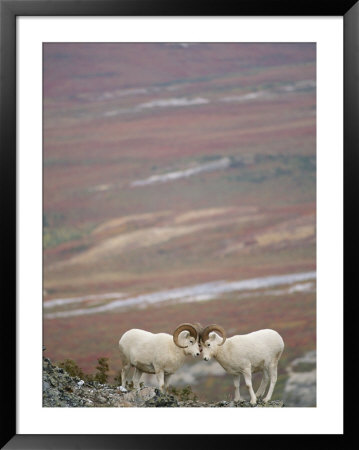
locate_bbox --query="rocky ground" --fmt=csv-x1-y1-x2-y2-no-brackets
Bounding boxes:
43,357,284,408
283,350,316,407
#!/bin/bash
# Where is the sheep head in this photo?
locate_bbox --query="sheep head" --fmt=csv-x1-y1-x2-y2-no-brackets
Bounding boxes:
173,323,201,357
200,324,227,361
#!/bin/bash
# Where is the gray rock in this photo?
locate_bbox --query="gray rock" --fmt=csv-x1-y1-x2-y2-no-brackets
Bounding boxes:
283,350,316,407
145,392,179,407
42,355,284,408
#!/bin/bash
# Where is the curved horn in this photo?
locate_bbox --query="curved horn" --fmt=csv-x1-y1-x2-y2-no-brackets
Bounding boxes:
173,323,198,348
201,324,227,346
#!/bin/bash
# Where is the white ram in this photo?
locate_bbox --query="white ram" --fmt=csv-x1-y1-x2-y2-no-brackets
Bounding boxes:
119,323,202,392
200,324,284,404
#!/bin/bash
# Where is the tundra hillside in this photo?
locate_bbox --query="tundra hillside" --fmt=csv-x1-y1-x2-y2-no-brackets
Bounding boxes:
43,43,316,404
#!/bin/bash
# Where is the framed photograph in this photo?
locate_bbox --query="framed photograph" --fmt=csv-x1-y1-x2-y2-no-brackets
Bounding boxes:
2,1,356,448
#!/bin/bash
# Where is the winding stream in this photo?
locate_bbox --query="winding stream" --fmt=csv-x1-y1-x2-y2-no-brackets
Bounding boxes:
44,271,316,319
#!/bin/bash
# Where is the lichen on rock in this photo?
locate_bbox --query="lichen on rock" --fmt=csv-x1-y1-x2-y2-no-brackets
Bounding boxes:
43,356,284,408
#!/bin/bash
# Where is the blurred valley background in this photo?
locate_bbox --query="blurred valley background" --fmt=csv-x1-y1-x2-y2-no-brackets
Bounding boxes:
43,43,316,406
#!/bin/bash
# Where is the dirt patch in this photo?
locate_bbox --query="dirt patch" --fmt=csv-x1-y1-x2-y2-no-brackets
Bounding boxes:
223,212,315,255
92,211,172,236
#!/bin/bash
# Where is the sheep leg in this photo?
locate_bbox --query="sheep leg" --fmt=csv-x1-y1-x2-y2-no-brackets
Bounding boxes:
121,364,132,388
256,369,269,398
263,364,277,403
243,369,257,405
233,375,244,402
155,371,165,392
132,368,143,388
164,374,171,392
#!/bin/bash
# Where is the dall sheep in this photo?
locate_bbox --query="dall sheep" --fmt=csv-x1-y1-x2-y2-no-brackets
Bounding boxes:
200,325,284,404
119,323,202,392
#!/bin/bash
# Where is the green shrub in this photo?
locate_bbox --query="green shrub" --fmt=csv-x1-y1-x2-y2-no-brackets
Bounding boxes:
125,381,134,390
57,359,86,379
56,357,110,384
168,385,198,402
94,357,110,384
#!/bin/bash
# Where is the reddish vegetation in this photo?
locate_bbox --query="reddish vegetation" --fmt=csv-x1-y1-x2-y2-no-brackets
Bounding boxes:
44,290,316,372
43,289,315,400
43,44,316,400
44,43,315,97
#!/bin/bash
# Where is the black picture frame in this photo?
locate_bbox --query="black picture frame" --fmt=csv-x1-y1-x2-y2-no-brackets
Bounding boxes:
1,1,357,448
